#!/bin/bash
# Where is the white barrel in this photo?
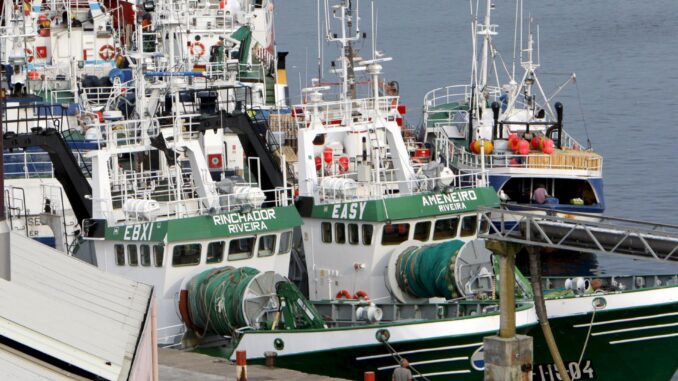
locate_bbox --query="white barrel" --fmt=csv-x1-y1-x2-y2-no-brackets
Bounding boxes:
233,186,266,208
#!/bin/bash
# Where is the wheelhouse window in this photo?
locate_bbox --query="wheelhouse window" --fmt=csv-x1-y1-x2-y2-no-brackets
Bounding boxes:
172,244,202,266
382,223,410,245
335,223,346,244
115,244,125,266
414,221,431,241
127,245,138,266
228,237,255,260
433,217,459,240
460,215,478,237
207,241,225,264
258,235,276,257
321,222,332,243
479,213,491,234
278,231,292,254
362,224,373,245
140,245,151,266
153,245,164,267
348,223,359,245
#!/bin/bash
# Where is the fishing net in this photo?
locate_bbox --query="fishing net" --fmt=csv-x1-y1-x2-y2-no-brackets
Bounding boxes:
186,266,260,336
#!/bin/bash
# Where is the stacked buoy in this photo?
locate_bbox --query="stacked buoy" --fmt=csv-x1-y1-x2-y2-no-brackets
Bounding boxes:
469,139,493,155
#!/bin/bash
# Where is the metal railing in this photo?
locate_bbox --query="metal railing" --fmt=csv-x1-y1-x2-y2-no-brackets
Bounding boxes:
310,167,487,204
294,96,401,128
480,206,678,262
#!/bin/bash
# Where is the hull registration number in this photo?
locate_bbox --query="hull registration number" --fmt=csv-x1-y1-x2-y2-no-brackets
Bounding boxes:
534,360,596,380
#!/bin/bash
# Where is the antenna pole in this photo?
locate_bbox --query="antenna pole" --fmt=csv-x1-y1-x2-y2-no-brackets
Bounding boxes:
0,95,10,281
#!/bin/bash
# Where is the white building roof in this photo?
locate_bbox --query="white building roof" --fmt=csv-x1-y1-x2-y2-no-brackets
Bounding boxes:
0,232,153,380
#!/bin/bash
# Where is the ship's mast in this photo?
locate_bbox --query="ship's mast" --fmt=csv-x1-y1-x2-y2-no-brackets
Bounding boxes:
327,0,361,100
478,0,493,90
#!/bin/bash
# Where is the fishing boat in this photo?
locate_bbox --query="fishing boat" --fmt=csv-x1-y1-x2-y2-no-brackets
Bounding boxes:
420,0,604,227
0,0,291,249
1,82,304,346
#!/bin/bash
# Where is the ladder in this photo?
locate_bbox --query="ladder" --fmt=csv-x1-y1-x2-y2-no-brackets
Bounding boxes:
479,206,678,262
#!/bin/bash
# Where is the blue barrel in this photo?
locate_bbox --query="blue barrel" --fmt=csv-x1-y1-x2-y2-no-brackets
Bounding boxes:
109,68,133,83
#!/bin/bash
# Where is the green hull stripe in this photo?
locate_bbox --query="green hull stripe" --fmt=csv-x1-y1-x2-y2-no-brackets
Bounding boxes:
105,206,302,242
310,187,499,222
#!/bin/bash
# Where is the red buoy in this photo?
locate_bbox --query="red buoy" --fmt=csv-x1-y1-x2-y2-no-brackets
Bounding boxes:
338,156,349,173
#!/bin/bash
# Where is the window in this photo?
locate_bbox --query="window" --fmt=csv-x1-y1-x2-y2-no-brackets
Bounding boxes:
382,223,410,245
228,237,255,260
140,245,151,266
172,244,202,266
362,224,374,245
433,217,459,240
207,241,225,264
153,245,164,267
414,221,431,241
278,231,292,254
479,214,490,234
335,223,346,244
258,235,276,257
321,222,332,243
127,245,138,266
460,215,478,237
348,223,359,245
115,244,125,266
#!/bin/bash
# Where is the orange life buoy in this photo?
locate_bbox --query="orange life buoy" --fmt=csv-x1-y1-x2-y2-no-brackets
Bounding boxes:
99,44,116,60
354,290,369,301
25,48,34,63
335,289,352,300
190,42,205,57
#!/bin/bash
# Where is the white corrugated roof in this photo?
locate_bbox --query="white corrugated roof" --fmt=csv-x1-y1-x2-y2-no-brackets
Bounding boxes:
0,232,153,381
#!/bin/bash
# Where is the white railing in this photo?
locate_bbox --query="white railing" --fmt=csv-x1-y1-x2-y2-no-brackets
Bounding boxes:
294,96,400,128
311,168,486,204
455,146,603,173
118,185,294,222
4,151,91,179
423,84,501,111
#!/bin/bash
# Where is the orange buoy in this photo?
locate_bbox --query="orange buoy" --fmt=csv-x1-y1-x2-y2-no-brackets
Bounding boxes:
517,139,530,155
338,156,349,173
354,290,369,301
336,290,352,300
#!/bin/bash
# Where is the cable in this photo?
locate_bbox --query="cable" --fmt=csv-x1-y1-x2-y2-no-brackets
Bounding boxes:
574,80,591,149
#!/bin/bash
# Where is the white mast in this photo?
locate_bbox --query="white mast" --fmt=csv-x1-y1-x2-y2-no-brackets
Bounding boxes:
478,0,493,90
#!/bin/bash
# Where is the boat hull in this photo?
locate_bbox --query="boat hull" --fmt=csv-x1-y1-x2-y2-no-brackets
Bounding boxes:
223,288,677,380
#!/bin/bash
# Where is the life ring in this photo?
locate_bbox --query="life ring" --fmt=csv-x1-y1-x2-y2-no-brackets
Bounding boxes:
99,44,116,60
354,290,369,301
190,42,205,58
335,289,352,300
25,48,33,63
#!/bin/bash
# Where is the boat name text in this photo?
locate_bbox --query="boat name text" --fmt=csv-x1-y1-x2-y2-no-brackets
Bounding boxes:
123,222,154,241
331,202,367,220
422,190,477,212
212,209,277,234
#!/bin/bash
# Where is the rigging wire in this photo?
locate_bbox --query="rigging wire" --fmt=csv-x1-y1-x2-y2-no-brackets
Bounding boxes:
574,80,592,149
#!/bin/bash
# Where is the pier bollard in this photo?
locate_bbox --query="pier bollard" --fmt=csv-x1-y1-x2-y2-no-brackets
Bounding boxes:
236,350,247,381
264,351,277,368
364,371,375,381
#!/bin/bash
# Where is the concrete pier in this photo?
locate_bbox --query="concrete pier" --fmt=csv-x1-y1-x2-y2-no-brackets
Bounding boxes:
158,348,350,381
